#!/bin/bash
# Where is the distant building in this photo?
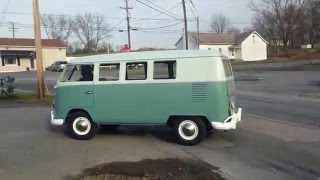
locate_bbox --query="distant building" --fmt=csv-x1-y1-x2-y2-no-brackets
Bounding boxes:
0,38,66,72
301,44,312,49
175,31,268,61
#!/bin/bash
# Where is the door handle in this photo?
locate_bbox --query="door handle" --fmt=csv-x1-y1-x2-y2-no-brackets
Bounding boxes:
85,90,93,94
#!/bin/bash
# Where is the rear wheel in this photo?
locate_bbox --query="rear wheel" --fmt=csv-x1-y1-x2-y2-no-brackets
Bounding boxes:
67,111,97,140
173,117,206,146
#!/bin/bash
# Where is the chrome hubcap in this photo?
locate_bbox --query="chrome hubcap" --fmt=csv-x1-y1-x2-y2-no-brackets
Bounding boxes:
182,123,196,136
73,117,91,135
178,120,199,140
76,120,89,132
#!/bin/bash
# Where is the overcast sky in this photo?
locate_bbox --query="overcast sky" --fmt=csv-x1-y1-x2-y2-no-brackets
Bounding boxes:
0,0,257,49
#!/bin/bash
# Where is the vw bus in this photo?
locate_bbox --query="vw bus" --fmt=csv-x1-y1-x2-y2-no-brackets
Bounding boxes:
51,50,242,145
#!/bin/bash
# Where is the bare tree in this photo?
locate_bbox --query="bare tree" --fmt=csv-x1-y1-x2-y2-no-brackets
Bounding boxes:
249,0,306,50
227,26,241,34
252,13,282,52
73,13,110,53
243,27,254,32
98,42,114,53
210,14,230,34
41,14,73,43
304,0,320,47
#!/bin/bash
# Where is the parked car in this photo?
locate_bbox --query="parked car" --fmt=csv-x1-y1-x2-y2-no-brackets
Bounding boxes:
50,61,68,72
46,64,53,71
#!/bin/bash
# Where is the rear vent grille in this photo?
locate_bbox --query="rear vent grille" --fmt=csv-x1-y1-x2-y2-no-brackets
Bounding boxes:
192,83,208,102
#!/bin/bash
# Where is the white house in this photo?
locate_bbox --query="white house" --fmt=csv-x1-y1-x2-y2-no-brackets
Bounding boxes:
175,31,268,61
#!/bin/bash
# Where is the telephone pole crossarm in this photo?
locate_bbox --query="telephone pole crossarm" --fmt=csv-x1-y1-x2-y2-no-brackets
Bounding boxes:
8,21,19,38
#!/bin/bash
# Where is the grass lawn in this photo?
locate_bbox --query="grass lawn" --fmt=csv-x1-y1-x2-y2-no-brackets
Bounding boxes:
232,48,320,64
0,93,53,105
267,48,320,62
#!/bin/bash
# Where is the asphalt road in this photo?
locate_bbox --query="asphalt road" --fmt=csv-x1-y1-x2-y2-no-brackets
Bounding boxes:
0,104,319,179
1,69,320,179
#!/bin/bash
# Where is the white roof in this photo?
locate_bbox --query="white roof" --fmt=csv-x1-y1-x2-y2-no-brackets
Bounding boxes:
70,50,221,64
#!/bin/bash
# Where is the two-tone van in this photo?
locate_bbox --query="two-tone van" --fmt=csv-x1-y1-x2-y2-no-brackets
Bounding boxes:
51,50,242,145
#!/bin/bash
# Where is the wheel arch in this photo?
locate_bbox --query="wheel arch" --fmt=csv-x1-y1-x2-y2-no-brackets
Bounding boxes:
166,115,213,130
65,109,92,124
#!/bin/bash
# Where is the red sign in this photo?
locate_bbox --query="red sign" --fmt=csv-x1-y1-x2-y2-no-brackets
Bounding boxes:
122,45,130,53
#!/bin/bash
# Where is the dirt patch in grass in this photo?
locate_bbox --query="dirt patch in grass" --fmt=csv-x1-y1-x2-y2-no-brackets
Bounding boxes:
0,93,53,105
66,158,224,180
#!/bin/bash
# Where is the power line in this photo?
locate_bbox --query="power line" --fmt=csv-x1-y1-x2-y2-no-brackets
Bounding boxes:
136,0,182,21
143,0,182,19
136,22,183,30
131,2,182,22
0,11,179,21
189,5,196,18
0,0,11,29
189,0,199,15
110,19,126,31
137,29,182,34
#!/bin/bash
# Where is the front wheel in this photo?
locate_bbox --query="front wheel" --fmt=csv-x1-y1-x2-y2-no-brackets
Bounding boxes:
173,117,207,146
67,112,97,140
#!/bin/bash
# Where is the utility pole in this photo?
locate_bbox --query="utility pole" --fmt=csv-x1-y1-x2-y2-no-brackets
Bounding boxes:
8,22,18,38
32,0,45,99
121,0,133,49
182,0,188,50
196,17,200,49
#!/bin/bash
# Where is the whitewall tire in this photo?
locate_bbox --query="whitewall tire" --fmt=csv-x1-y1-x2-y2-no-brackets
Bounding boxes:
67,111,97,140
174,117,206,146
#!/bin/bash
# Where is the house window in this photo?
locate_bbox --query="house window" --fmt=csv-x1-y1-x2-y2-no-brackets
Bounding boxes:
126,62,147,80
99,63,120,81
4,57,17,66
154,61,176,79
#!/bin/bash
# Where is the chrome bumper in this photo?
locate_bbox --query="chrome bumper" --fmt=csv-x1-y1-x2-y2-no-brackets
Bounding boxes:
50,110,64,126
211,108,242,130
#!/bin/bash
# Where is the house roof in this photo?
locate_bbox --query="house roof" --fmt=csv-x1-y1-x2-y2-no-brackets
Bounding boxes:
0,38,66,48
235,31,254,44
188,32,236,44
176,31,268,46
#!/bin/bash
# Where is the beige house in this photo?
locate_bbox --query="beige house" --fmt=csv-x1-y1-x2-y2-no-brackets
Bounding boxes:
175,31,268,61
0,38,66,72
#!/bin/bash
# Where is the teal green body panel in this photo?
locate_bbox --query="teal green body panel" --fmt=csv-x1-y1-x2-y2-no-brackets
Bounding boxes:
54,84,94,120
54,82,229,125
93,82,229,125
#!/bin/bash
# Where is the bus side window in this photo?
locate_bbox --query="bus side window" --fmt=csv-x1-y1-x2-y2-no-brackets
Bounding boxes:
126,62,147,80
154,61,176,80
99,63,120,81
